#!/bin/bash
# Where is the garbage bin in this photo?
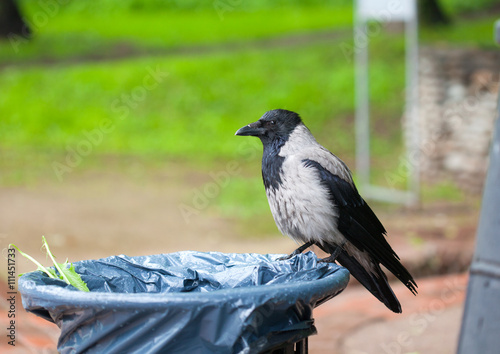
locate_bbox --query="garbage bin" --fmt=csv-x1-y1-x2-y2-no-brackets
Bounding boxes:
19,251,349,353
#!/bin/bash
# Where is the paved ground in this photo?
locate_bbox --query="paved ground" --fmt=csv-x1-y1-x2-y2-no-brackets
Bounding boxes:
312,273,467,354
0,172,478,353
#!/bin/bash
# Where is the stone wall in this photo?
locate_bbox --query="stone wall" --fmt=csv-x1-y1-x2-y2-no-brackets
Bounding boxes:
418,47,500,194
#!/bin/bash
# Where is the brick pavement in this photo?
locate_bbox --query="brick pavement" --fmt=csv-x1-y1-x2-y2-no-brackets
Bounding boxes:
0,280,58,353
311,273,468,354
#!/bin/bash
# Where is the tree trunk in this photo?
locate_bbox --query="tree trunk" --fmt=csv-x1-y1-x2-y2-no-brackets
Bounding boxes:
419,0,451,26
0,0,31,39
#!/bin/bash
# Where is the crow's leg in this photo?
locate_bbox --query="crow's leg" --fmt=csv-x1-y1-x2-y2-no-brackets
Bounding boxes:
278,241,314,260
318,241,346,263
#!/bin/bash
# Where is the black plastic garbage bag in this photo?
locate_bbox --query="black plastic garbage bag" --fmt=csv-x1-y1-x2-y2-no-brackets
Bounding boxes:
19,251,349,354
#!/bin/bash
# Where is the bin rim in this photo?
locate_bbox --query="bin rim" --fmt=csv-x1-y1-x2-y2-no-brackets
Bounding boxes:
19,252,350,310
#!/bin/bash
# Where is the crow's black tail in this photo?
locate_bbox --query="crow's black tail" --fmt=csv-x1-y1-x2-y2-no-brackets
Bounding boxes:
336,250,402,313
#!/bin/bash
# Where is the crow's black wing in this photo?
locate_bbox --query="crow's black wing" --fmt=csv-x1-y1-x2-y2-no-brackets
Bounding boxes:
302,159,417,295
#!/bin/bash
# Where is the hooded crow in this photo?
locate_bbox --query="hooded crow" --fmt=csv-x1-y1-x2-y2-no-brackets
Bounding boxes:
235,109,417,313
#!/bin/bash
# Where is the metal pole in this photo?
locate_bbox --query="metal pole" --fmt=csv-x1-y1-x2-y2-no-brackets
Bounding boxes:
405,1,420,206
457,20,500,353
355,18,371,188
354,0,419,205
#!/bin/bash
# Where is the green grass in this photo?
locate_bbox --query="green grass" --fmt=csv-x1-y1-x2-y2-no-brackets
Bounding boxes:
441,0,499,15
1,42,350,157
1,4,352,62
1,1,495,215
421,180,466,203
420,14,499,48
4,1,496,64
0,34,411,184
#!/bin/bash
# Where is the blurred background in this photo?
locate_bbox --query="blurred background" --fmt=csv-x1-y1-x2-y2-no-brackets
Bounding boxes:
0,0,498,353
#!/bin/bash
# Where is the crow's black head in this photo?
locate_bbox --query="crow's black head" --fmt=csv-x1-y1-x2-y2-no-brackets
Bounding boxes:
235,109,303,145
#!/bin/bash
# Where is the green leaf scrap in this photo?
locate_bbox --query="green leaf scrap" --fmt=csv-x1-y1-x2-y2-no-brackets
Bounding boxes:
9,236,90,292
59,262,90,292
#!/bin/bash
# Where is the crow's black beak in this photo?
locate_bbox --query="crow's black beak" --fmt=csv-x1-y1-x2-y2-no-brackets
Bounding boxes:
235,121,264,137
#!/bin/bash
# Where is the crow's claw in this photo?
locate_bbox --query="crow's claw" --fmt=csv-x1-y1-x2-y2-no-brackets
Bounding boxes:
276,241,314,261
277,254,294,261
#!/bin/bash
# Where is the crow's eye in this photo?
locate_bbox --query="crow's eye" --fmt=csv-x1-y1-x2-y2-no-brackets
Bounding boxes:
269,120,276,125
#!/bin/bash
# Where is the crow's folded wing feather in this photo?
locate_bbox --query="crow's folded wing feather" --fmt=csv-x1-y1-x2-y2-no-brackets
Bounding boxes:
302,158,417,294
